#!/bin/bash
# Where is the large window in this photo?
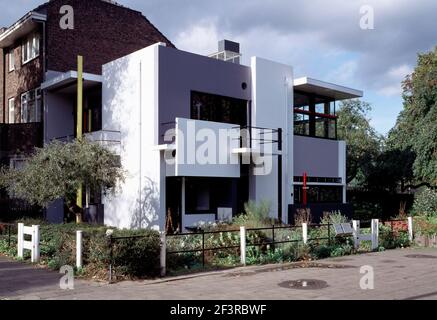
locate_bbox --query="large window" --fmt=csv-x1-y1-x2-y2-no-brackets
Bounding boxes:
8,98,15,124
21,88,42,123
22,32,40,64
191,91,247,126
294,91,337,139
8,48,15,72
294,185,343,204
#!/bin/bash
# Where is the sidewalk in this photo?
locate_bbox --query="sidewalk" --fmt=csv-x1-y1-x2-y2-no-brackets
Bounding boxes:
1,247,437,300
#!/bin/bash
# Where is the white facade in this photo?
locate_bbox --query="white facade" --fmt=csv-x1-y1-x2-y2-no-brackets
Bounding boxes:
97,42,361,230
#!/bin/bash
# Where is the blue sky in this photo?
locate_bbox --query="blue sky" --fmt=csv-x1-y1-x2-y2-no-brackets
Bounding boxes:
2,0,436,135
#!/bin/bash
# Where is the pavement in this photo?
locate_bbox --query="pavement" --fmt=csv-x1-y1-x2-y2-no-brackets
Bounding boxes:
1,247,437,300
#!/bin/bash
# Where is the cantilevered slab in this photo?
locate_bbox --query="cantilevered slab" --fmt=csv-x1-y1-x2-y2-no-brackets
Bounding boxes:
294,77,363,100
41,71,102,92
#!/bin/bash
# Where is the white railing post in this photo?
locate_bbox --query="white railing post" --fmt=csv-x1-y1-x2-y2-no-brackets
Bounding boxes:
76,230,83,269
371,219,379,250
32,225,40,263
302,223,308,244
407,217,414,242
160,231,166,277
352,220,360,249
240,226,246,266
17,223,24,259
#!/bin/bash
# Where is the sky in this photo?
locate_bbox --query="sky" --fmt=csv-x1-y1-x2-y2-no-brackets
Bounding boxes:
1,0,436,135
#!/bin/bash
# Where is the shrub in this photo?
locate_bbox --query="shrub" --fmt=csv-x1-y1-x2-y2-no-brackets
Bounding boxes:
412,188,437,217
232,200,274,228
0,219,160,280
378,224,410,249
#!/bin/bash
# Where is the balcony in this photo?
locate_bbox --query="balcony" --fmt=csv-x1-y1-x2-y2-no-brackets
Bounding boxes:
0,122,43,154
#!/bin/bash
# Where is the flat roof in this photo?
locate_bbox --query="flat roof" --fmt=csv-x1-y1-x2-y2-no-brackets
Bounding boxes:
0,12,46,48
294,77,363,100
41,71,102,93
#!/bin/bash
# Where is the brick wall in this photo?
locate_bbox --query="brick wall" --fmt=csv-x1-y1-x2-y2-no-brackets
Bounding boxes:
46,0,175,75
0,28,44,124
0,48,4,123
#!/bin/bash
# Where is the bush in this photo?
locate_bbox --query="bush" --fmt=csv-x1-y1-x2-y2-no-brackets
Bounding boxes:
378,224,410,249
412,188,437,217
0,219,160,280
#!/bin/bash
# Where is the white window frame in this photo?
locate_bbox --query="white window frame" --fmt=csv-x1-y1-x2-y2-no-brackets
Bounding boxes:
8,98,15,124
20,88,41,123
22,32,40,65
8,48,15,72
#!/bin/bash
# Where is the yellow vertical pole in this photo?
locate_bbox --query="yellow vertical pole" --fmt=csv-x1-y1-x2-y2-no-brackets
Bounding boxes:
76,55,83,224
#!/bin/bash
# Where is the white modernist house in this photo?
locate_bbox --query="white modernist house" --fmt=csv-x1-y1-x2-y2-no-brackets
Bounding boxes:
43,40,362,231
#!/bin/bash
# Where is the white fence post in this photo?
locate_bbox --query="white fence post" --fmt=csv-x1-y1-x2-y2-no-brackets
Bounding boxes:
352,220,360,249
76,230,83,269
32,225,40,263
17,223,24,258
240,226,246,266
407,217,414,242
160,231,166,277
371,219,379,250
302,223,308,244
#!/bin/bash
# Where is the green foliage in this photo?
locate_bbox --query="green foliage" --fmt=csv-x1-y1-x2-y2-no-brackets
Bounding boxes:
0,139,125,209
232,200,274,228
337,99,382,184
412,187,437,216
0,220,160,279
378,224,410,250
414,215,437,236
387,47,437,187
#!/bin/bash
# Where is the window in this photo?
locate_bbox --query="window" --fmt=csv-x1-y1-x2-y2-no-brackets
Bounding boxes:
191,91,247,126
10,158,26,170
294,185,343,204
8,98,15,124
22,32,40,64
21,88,41,123
293,91,337,139
8,49,15,72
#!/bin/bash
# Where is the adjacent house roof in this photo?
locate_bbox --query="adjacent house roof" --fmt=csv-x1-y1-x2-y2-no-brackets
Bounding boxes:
0,0,175,49
0,11,47,48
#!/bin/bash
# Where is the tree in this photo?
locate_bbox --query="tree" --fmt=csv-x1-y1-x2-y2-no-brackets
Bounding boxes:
387,47,437,188
0,139,125,221
336,99,382,184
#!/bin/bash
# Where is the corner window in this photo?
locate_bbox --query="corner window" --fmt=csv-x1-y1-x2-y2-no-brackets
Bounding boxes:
8,49,15,72
21,88,41,123
8,98,15,124
22,32,40,64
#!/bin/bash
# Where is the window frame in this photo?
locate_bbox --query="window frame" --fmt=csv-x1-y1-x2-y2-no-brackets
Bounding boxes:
8,48,15,72
21,32,40,65
8,98,15,124
20,88,42,123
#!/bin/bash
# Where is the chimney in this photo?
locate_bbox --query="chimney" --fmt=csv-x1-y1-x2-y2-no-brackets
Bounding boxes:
208,39,241,64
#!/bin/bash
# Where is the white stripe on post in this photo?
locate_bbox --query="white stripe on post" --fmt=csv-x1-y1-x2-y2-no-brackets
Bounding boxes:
302,223,308,244
76,230,83,268
17,223,24,258
32,225,40,263
160,231,166,277
240,226,246,266
371,219,379,250
352,220,360,249
407,217,413,242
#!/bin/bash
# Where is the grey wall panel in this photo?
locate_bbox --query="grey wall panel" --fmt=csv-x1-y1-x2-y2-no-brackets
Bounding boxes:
158,46,251,143
293,135,340,178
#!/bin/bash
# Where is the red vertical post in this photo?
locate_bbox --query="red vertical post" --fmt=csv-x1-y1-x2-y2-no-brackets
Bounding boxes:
303,172,307,206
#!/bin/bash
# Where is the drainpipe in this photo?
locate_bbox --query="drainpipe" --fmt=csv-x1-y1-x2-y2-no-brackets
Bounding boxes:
2,49,5,123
